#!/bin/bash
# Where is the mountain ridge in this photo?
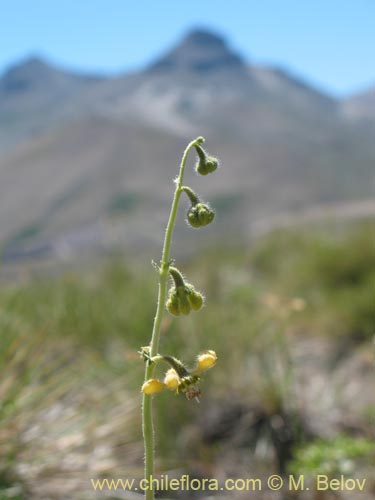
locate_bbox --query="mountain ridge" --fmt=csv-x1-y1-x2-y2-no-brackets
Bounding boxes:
0,28,373,262
1,29,373,150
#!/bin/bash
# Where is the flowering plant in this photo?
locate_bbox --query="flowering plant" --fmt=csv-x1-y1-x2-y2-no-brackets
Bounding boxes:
140,137,220,500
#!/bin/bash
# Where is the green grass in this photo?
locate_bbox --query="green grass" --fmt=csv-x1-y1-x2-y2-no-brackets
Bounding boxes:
289,435,375,477
251,220,374,341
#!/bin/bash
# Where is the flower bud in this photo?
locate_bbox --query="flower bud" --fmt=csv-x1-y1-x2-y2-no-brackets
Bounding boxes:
187,203,215,228
195,145,219,175
141,379,166,395
166,269,204,316
163,368,181,390
194,350,217,373
166,292,180,316
177,286,191,315
186,284,204,311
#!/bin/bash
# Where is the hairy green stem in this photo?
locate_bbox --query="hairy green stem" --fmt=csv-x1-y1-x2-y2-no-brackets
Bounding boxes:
181,185,200,206
142,137,204,500
168,266,186,288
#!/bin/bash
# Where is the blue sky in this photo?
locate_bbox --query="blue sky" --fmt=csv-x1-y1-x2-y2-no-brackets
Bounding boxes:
1,0,374,96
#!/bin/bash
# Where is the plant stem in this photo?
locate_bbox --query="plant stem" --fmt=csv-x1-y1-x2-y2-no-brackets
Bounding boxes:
142,137,204,500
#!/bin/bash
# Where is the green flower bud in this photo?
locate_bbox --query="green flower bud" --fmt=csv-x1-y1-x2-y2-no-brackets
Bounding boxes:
189,290,204,311
166,268,204,315
177,286,191,315
187,203,215,228
185,284,204,311
195,145,219,175
166,292,180,316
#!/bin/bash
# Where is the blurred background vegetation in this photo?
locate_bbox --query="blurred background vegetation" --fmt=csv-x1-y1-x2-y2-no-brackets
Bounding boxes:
0,219,373,499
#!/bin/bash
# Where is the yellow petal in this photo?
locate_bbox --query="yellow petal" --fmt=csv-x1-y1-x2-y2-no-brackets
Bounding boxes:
193,350,217,373
141,379,166,395
164,368,181,390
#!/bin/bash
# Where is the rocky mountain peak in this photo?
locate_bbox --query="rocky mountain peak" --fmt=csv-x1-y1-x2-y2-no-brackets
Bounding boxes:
181,28,228,48
1,56,57,91
148,28,246,75
0,55,90,95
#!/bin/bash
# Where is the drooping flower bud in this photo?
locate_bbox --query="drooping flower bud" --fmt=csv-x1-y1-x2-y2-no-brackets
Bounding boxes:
180,187,215,229
177,286,191,315
141,379,166,395
194,350,217,373
194,144,219,175
166,292,180,316
185,284,204,311
187,202,215,228
166,267,204,315
163,368,181,390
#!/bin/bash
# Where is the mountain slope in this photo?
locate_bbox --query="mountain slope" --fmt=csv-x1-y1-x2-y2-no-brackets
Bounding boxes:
341,87,375,121
0,29,342,147
0,55,104,149
0,29,373,261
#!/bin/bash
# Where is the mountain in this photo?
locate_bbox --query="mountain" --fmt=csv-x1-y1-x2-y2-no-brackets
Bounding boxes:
0,29,340,148
0,55,103,150
147,29,248,76
0,55,99,94
341,87,375,121
87,29,340,139
0,29,373,263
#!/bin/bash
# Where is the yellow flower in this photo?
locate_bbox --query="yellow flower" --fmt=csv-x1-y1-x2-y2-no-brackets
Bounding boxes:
141,351,217,399
141,379,166,395
163,368,181,390
192,350,217,374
